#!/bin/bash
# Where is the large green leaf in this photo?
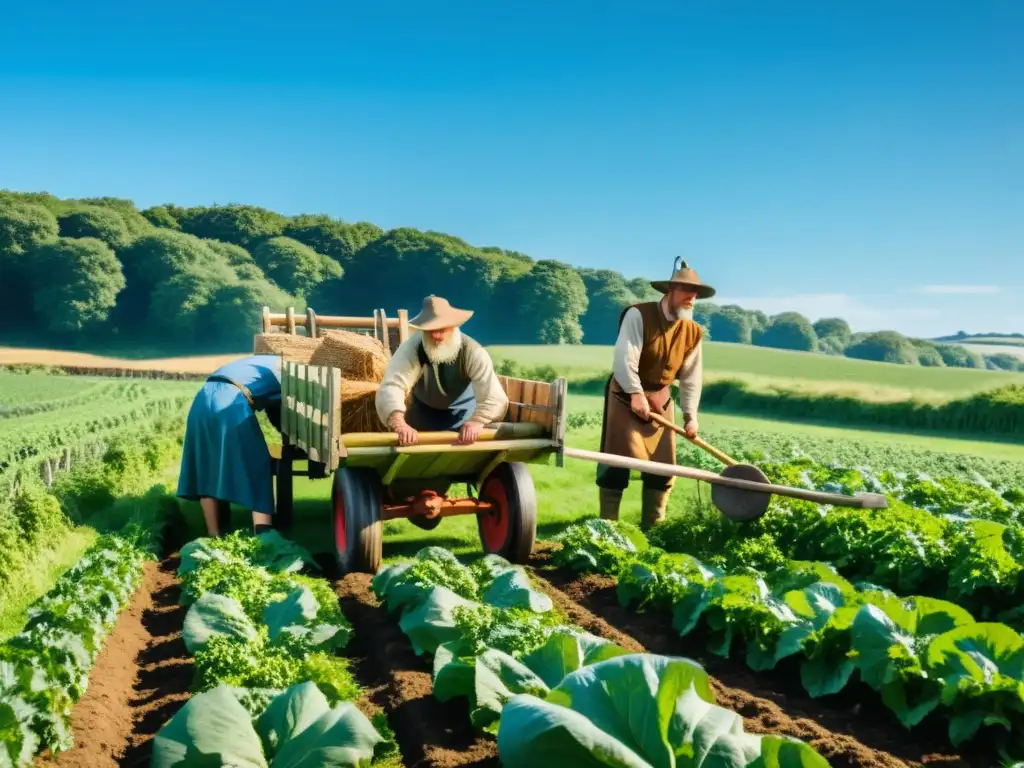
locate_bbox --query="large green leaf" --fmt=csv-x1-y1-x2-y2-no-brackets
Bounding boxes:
753,582,850,672
181,592,258,655
497,657,828,767
799,605,859,698
849,598,973,728
262,586,319,641
481,569,553,613
924,623,1024,745
269,701,382,767
471,649,550,732
252,531,320,574
398,586,479,655
255,681,330,760
543,654,714,765
521,630,630,689
150,684,269,768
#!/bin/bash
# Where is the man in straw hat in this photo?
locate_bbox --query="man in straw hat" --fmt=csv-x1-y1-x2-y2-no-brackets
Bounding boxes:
375,295,509,446
596,257,714,530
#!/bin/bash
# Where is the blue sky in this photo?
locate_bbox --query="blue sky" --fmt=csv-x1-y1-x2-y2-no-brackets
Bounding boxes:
1,1,1020,338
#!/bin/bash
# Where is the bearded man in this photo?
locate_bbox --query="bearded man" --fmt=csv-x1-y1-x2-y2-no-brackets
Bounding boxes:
596,258,715,530
375,295,509,446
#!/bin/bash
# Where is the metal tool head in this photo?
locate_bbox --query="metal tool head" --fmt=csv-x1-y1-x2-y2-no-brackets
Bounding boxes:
711,463,772,521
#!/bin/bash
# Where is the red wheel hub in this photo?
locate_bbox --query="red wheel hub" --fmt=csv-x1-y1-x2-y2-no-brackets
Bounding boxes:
479,476,509,552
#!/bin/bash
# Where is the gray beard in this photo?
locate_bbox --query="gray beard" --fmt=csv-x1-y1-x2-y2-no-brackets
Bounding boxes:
421,328,463,364
674,306,694,322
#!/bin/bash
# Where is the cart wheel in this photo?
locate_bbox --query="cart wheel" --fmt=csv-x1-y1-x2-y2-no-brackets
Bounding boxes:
332,468,383,575
477,462,537,564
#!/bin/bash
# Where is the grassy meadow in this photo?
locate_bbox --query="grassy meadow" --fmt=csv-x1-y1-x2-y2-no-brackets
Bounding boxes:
488,342,1024,399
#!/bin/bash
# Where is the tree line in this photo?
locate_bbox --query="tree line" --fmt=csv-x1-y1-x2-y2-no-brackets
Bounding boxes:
0,190,1020,372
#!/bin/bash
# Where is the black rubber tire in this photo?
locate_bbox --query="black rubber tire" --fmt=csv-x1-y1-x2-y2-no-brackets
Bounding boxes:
332,467,384,574
477,462,537,564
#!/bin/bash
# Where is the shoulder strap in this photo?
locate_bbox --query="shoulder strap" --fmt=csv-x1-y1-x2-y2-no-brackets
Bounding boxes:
617,303,642,332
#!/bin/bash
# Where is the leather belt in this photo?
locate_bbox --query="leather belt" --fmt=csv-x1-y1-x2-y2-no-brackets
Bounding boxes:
207,374,256,409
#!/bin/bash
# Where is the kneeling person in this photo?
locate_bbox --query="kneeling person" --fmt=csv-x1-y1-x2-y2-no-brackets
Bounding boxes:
375,295,509,445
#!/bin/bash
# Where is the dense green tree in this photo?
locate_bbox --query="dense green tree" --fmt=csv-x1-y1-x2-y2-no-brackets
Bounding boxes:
283,214,383,267
755,312,817,351
909,339,947,367
813,317,852,344
73,197,152,238
708,306,754,344
205,240,265,281
0,200,60,320
30,238,125,333
141,205,181,230
202,280,300,349
0,199,59,255
576,268,637,343
845,331,920,365
514,260,589,344
817,335,847,355
985,353,1021,372
178,204,286,247
334,228,529,340
934,343,986,369
58,206,132,250
251,236,342,297
148,262,237,342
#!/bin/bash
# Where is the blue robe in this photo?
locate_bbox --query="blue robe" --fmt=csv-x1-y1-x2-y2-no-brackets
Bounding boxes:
177,355,282,513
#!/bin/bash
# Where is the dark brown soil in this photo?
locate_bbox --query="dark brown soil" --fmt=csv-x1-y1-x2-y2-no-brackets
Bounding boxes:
529,550,987,768
34,561,163,768
118,554,194,768
335,572,499,768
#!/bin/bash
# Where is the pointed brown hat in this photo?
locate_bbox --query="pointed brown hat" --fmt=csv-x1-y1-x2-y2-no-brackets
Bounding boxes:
650,256,716,299
408,295,474,331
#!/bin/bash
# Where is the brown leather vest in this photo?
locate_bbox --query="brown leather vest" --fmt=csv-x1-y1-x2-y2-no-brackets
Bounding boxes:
618,301,703,390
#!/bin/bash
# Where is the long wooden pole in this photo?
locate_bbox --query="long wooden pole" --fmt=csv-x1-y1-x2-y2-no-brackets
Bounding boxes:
342,422,545,448
561,446,888,510
646,412,739,466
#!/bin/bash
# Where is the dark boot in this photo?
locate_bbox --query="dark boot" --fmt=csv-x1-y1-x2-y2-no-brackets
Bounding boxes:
599,488,623,521
641,488,670,531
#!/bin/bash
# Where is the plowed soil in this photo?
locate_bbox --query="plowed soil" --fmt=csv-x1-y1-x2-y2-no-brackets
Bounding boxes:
528,549,988,768
335,572,499,768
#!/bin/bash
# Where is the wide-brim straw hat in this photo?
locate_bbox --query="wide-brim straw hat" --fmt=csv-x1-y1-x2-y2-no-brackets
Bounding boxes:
650,257,716,299
408,295,474,331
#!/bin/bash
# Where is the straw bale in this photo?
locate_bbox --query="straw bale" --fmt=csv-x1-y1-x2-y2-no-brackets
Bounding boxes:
337,378,386,433
253,332,319,364
310,330,390,383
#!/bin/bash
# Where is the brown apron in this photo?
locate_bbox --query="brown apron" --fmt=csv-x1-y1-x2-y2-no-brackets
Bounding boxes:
599,377,676,465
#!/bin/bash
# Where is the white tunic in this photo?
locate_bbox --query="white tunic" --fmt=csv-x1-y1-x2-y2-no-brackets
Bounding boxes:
611,306,704,416
375,331,510,426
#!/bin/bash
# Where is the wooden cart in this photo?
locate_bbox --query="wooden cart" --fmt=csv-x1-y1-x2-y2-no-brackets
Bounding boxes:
259,306,568,575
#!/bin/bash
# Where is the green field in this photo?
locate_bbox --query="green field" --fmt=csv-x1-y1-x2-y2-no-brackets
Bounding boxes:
488,342,1024,396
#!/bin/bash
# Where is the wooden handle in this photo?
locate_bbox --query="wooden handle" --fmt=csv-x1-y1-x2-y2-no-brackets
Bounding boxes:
647,411,739,466
341,421,546,448
561,446,888,510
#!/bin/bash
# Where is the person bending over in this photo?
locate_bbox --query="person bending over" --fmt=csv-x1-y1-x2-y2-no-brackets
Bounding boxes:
177,354,283,537
375,295,509,446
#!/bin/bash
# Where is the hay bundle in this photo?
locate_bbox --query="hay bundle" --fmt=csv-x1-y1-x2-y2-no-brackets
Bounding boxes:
338,379,386,433
310,330,390,383
253,332,320,363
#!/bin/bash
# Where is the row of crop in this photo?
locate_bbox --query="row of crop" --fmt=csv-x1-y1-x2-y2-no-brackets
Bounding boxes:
0,392,192,475
0,524,154,766
0,417,184,596
148,531,398,767
370,545,831,767
653,449,1024,625
552,519,1024,762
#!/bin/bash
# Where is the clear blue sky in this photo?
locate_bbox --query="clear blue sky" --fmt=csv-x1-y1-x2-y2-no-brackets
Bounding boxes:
1,1,1021,337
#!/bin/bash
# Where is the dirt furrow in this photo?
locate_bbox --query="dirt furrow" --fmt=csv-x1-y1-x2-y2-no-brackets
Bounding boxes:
118,554,194,768
335,572,500,768
529,551,984,768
